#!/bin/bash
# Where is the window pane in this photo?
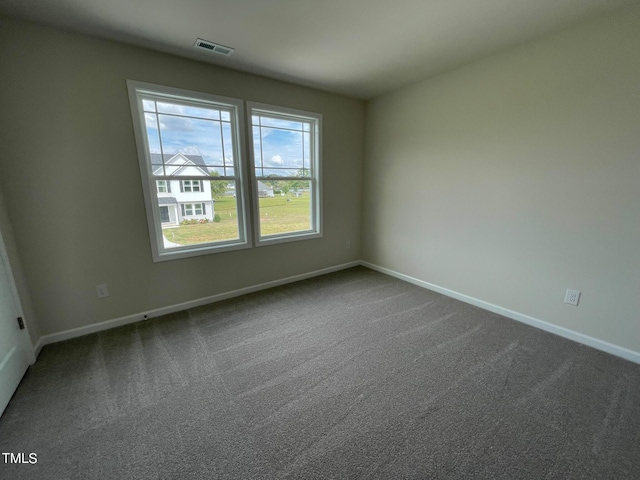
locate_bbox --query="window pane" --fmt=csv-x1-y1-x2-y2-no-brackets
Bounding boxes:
211,166,235,178
257,169,300,178
258,180,312,237
144,113,163,176
158,114,223,162
209,176,232,198
303,131,310,173
158,181,240,248
221,122,234,175
255,116,304,131
252,127,264,177
253,126,305,173
156,101,221,120
142,100,156,112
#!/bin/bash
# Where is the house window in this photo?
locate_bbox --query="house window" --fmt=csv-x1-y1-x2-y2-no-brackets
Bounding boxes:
127,80,249,261
157,180,169,193
182,203,205,216
248,102,322,245
181,180,202,192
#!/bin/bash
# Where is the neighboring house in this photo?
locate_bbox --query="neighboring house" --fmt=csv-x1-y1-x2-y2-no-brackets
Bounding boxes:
151,153,215,226
257,181,274,198
223,180,273,198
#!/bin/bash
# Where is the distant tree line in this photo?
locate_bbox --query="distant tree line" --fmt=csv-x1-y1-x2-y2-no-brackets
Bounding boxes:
261,169,311,193
210,169,311,198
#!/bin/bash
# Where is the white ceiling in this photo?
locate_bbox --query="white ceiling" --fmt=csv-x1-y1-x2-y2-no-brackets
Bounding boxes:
0,0,635,99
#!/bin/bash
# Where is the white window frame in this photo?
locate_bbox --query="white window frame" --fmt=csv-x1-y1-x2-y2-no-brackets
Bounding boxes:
156,180,169,193
181,180,202,193
127,80,250,262
247,102,323,246
182,203,204,216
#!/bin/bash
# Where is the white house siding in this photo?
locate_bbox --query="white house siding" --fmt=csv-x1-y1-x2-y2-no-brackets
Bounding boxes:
155,158,215,225
178,200,214,222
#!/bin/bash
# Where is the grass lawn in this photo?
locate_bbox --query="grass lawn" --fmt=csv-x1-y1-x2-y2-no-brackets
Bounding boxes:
162,194,311,246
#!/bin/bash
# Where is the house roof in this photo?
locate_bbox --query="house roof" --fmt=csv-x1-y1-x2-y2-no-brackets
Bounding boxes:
257,181,273,191
151,153,211,176
158,197,178,205
151,153,206,167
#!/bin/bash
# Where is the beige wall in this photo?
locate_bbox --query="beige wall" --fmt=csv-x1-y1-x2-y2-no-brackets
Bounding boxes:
0,17,364,337
363,6,640,352
2,6,639,355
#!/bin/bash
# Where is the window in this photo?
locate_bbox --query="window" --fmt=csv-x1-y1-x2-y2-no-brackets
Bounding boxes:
181,180,202,192
156,180,169,193
128,81,322,261
248,103,322,245
127,80,249,261
181,203,205,216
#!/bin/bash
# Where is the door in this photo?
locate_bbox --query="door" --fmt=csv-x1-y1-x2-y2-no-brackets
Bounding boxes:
160,206,170,223
0,230,33,417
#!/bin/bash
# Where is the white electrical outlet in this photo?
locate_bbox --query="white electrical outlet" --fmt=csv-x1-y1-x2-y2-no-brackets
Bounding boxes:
564,289,580,306
96,283,110,298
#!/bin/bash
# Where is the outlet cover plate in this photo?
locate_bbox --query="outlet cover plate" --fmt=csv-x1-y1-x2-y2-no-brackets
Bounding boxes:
96,283,110,298
564,289,580,306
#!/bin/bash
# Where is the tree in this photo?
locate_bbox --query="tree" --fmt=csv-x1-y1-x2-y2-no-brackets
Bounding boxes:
262,174,282,189
209,170,229,198
287,168,311,192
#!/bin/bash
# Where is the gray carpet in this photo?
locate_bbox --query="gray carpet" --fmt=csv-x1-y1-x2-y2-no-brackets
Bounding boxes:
1,266,639,479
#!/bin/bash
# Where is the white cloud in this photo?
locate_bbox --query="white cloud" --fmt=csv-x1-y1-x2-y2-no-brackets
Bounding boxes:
178,146,202,156
270,155,284,165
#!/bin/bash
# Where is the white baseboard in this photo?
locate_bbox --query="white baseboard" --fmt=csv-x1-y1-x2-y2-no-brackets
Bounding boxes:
34,261,360,355
32,259,640,365
33,336,45,359
361,261,640,365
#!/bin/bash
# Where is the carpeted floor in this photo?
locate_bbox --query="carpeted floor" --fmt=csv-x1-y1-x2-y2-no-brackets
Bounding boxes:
1,266,639,479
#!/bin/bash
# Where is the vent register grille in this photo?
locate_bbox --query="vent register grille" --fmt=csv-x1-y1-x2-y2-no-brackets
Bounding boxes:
194,38,234,56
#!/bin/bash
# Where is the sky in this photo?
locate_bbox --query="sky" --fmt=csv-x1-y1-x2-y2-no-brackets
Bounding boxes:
143,98,312,178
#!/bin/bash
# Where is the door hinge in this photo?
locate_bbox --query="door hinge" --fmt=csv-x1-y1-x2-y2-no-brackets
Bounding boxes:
17,317,25,330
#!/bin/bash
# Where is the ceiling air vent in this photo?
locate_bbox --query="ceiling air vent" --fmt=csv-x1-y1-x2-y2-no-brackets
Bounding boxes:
194,38,234,56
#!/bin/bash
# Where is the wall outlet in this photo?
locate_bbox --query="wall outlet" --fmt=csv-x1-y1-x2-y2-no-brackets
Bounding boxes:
564,289,580,306
96,283,110,298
